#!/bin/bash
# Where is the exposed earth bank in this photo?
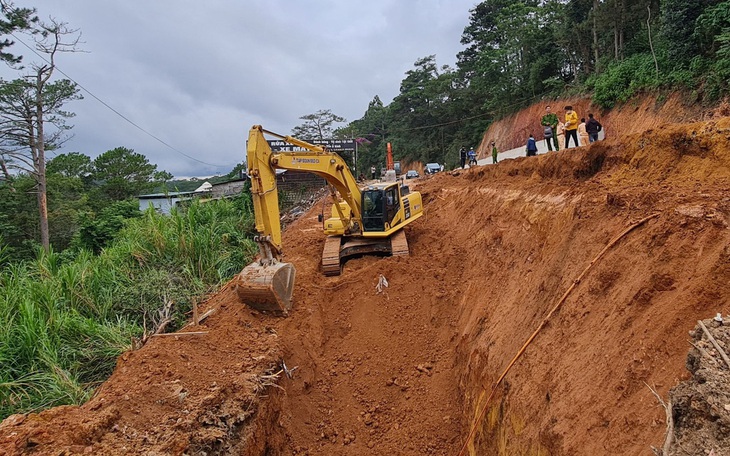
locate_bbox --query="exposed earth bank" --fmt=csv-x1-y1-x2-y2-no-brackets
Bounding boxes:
476,93,730,159
1,111,730,455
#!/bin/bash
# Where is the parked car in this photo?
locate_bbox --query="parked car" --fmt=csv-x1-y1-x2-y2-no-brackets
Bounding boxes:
424,163,441,175
405,170,420,179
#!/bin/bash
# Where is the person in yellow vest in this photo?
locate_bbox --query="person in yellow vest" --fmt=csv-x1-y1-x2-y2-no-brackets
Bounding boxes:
578,117,589,146
564,106,579,149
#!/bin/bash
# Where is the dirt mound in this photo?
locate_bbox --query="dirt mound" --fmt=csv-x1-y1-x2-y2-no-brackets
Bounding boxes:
2,116,730,455
0,286,286,455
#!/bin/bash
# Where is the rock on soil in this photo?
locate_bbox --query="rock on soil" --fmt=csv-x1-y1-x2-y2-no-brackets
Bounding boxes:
665,317,730,456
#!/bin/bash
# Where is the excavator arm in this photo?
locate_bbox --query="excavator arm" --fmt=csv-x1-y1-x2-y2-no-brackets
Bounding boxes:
246,125,284,262
237,125,363,314
247,125,363,257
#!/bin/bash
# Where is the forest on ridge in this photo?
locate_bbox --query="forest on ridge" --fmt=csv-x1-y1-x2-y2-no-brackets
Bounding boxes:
342,0,730,170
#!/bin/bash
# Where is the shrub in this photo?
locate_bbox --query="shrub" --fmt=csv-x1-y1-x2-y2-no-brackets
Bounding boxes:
588,53,664,108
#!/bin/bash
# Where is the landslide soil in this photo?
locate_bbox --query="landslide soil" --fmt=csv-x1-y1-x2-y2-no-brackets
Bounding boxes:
476,92,730,159
2,114,730,455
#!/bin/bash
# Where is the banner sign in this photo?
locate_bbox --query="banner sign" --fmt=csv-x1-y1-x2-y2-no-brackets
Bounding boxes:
267,139,355,152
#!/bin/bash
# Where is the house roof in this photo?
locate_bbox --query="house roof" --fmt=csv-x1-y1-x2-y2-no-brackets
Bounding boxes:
194,181,213,192
137,191,200,199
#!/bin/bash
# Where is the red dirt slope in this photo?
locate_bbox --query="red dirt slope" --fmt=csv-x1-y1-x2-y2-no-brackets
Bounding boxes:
445,118,730,455
477,92,728,159
1,116,730,455
0,284,295,455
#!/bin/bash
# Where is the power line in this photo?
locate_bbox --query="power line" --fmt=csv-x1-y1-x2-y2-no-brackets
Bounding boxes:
398,111,492,132
374,92,543,136
8,31,235,170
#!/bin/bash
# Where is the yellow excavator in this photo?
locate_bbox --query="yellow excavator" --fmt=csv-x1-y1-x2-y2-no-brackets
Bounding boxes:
235,125,423,315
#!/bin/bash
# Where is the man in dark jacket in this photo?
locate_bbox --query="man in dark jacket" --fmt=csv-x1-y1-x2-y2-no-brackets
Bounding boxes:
586,113,602,143
526,134,538,157
459,146,467,169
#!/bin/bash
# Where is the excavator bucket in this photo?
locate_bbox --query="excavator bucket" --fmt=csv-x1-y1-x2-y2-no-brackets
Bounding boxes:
235,261,296,315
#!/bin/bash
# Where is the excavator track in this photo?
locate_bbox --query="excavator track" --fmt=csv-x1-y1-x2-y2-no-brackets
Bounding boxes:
322,236,343,276
389,229,409,257
321,230,410,276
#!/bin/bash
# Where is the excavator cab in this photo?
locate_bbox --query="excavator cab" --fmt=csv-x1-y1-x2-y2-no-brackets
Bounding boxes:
362,185,399,232
320,181,418,275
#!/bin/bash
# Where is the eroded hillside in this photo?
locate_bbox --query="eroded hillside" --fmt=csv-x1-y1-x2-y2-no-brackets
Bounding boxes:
477,93,729,159
1,117,730,455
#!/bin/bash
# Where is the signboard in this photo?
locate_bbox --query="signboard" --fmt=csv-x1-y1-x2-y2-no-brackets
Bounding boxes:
267,138,356,152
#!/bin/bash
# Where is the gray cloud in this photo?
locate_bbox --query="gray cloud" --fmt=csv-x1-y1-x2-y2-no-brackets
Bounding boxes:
2,0,476,177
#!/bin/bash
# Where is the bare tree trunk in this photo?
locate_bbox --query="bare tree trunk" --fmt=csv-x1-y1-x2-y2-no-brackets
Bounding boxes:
617,0,625,60
35,73,49,251
37,165,49,250
593,0,599,73
619,29,624,60
0,158,10,180
612,0,625,60
647,6,659,77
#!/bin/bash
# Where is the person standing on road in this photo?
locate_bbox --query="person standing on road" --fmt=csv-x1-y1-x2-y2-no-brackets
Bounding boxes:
459,146,467,169
526,134,538,157
541,106,560,152
491,141,498,164
467,147,477,166
586,113,602,143
370,165,376,180
564,106,579,149
578,118,589,146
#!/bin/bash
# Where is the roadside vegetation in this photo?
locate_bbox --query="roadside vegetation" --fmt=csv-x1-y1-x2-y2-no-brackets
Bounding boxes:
0,8,261,415
0,196,257,419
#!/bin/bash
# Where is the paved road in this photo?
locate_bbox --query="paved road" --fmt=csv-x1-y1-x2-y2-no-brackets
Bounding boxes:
473,130,606,167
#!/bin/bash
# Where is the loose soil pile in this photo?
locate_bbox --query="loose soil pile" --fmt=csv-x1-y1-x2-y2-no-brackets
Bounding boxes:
1,115,730,455
667,317,730,455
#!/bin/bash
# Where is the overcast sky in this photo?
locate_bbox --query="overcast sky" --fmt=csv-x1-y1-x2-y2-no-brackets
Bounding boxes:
1,1,477,178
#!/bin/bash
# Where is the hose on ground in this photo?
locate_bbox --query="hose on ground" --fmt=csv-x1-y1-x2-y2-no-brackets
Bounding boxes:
457,212,661,456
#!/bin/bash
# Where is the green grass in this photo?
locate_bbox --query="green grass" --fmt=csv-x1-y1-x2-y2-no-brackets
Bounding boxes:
0,195,257,419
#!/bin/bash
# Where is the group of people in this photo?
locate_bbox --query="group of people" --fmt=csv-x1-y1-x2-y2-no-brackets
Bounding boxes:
459,146,478,168
458,141,500,168
534,105,602,155
422,104,604,169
